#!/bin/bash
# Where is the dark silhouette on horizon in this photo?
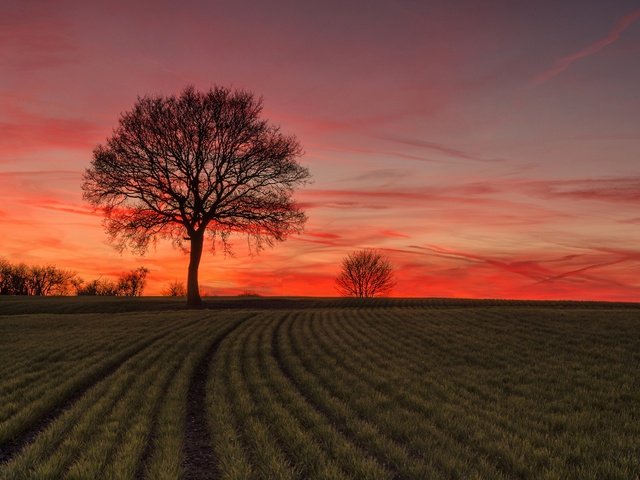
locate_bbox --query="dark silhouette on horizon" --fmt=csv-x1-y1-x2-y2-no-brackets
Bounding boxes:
82,85,310,307
0,259,75,296
73,267,149,296
0,258,149,297
336,249,395,298
163,280,187,297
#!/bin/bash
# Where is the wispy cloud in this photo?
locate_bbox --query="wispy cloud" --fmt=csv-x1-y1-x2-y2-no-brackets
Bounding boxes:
396,244,640,300
0,12,80,72
375,133,504,163
25,197,96,217
525,177,640,203
0,170,81,179
380,230,410,239
532,7,640,86
0,105,102,156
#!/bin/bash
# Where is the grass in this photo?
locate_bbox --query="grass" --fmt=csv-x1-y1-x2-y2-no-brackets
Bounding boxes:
0,297,638,479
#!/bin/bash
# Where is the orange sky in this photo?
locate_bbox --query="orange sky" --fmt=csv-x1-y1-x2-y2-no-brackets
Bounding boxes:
1,0,639,300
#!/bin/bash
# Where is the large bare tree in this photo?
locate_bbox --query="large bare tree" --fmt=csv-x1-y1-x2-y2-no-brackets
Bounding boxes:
83,86,310,306
336,249,395,298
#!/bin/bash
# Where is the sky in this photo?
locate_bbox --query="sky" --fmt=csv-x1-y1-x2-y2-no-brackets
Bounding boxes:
1,0,639,300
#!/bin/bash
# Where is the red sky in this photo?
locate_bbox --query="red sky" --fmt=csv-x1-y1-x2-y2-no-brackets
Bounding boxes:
1,0,639,300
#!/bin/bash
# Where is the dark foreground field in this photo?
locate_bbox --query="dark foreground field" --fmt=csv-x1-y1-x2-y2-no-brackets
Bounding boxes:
0,298,638,479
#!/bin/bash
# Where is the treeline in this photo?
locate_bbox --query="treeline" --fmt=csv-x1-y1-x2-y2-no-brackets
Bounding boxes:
74,267,149,296
0,259,75,296
0,259,149,296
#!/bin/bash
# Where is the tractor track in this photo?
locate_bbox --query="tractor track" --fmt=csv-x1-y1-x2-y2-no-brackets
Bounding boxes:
182,315,254,480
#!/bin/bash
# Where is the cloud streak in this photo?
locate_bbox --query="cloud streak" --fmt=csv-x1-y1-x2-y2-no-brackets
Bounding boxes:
0,106,101,156
532,7,640,85
376,134,504,163
395,244,639,300
523,177,640,203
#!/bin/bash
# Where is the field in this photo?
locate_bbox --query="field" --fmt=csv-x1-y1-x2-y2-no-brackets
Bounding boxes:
0,297,638,480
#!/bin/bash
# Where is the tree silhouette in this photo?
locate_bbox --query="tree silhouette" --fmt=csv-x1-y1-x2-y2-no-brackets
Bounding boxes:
116,267,149,296
0,259,75,296
83,86,310,306
163,280,187,297
336,249,395,298
28,265,76,296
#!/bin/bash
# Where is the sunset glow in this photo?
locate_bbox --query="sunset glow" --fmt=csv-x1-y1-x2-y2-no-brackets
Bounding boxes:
1,1,639,300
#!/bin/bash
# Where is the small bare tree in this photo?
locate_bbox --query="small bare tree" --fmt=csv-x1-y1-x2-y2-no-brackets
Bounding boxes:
336,249,395,298
82,86,310,306
163,280,187,297
116,267,149,296
29,265,76,296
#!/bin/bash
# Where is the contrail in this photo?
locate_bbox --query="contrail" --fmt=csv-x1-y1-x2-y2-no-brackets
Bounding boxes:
532,7,640,86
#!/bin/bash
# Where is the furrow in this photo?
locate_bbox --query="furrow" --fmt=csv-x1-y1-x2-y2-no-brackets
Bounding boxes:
182,316,253,480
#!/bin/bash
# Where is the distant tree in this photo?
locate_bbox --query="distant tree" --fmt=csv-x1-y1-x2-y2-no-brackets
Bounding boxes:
163,280,187,297
336,249,395,298
0,258,12,295
70,276,86,295
28,265,76,296
82,85,310,307
28,266,55,295
74,268,149,296
76,278,117,296
8,263,30,295
116,267,149,296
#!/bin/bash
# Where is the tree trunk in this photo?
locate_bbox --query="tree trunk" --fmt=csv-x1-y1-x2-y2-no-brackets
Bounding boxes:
187,231,204,307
